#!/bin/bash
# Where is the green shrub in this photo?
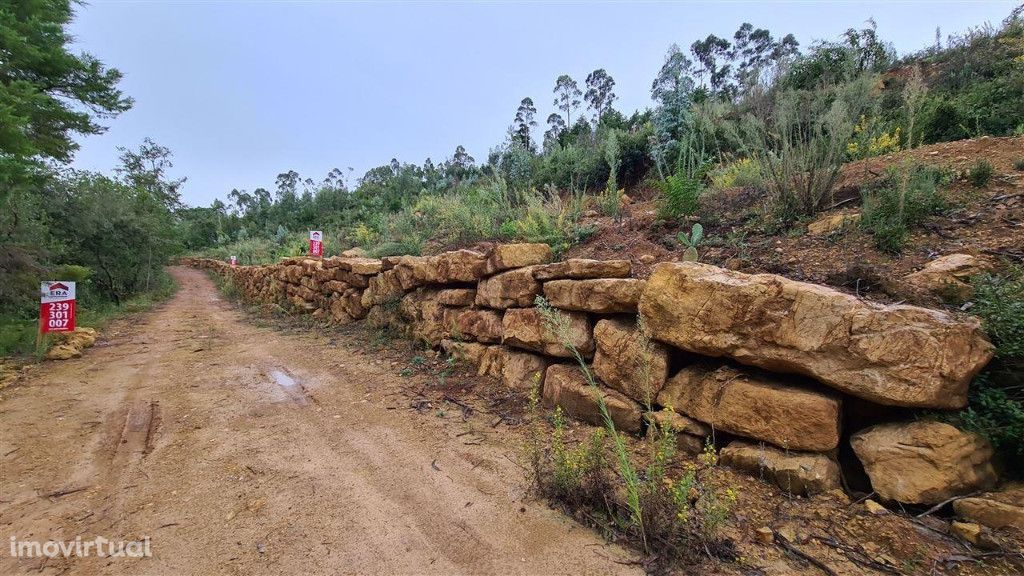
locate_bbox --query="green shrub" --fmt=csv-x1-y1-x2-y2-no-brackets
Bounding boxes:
1014,159,1024,171
600,130,622,217
968,159,994,188
51,264,92,284
505,193,590,254
971,270,1024,360
549,407,609,505
940,269,1024,477
658,173,703,219
534,143,607,194
861,164,946,253
730,76,875,222
913,16,1024,143
948,380,1024,476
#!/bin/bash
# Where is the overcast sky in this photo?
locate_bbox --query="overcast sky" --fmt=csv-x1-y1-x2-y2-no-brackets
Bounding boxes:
68,0,1019,208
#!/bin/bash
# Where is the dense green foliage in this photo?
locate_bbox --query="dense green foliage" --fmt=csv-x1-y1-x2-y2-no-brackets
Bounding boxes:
941,269,1024,476
0,0,132,185
1,1,177,351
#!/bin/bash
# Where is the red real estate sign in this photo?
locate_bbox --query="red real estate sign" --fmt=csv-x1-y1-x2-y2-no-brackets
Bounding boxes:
309,230,323,257
40,281,76,334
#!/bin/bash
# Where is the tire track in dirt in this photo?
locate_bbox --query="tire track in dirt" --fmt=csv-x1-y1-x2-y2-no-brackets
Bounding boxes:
0,266,639,575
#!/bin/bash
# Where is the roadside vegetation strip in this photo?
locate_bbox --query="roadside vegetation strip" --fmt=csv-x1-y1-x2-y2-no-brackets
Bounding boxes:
0,277,179,373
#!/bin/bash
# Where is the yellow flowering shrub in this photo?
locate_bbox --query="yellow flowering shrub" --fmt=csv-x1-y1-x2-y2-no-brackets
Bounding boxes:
848,115,902,158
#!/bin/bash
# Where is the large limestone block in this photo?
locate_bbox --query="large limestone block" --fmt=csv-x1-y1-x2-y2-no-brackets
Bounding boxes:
543,279,644,314
335,270,370,288
329,298,354,324
365,305,401,331
593,319,669,404
502,307,593,358
542,364,642,434
903,253,990,301
431,249,488,283
362,269,404,307
341,288,366,319
657,364,841,452
501,349,550,391
345,257,384,276
323,280,349,294
477,345,506,378
476,267,541,309
284,265,304,283
395,251,488,287
454,309,503,343
851,421,998,505
398,289,460,346
953,484,1024,531
394,256,431,290
639,262,994,409
720,441,841,496
487,243,552,273
437,288,477,307
313,267,336,282
533,259,632,281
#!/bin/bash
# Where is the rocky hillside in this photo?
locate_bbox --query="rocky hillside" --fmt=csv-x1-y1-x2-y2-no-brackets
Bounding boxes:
565,136,1023,302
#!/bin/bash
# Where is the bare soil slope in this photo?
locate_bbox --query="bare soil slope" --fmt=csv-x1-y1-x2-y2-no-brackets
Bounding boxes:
568,136,1023,297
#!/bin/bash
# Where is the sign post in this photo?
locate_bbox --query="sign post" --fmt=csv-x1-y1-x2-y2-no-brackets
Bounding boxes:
309,231,323,258
39,281,76,349
230,255,237,267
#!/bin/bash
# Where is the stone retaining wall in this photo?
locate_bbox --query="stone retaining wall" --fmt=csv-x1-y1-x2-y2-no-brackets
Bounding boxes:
183,245,999,505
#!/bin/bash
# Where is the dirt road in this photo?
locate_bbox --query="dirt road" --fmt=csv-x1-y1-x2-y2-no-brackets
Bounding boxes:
0,267,638,575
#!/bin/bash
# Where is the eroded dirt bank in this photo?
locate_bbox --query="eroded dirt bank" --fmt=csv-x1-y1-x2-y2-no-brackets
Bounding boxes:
0,266,637,575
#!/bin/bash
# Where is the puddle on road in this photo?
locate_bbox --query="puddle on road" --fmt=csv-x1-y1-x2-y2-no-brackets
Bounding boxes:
269,369,311,406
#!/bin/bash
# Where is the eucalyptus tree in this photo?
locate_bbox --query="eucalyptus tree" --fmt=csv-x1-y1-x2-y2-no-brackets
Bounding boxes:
584,69,617,123
553,75,582,129
512,97,538,152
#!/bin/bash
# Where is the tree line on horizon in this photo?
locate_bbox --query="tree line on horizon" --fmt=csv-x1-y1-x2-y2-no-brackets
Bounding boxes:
180,9,1024,262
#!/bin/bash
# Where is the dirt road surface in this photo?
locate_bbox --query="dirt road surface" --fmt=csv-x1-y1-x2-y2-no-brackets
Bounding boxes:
0,267,638,575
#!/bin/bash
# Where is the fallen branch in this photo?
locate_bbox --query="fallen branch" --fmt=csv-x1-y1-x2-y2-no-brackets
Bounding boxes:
915,491,980,518
982,248,1024,263
848,491,876,508
825,196,859,210
774,531,837,576
988,191,1024,203
42,486,89,499
813,533,900,574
